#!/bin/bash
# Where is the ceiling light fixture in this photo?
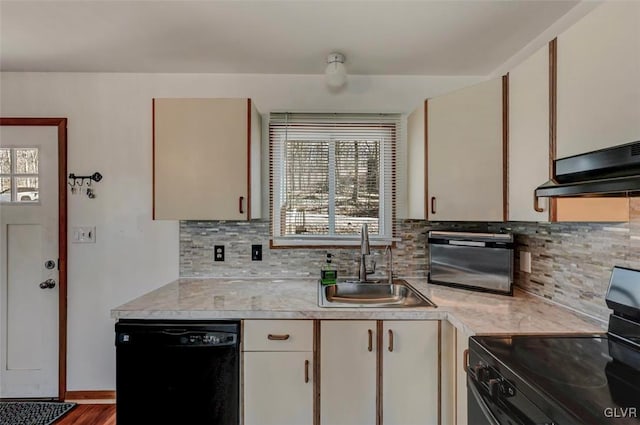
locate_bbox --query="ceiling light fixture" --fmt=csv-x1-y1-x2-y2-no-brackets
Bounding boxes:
325,52,347,88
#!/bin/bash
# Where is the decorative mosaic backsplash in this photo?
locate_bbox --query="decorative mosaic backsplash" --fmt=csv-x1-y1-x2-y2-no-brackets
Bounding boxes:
180,219,493,279
180,200,640,321
497,199,640,321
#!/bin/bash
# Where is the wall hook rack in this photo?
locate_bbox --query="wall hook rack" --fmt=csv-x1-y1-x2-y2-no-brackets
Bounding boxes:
68,172,102,198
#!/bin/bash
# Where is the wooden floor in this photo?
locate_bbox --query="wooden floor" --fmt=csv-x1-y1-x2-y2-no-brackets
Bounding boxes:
55,404,116,425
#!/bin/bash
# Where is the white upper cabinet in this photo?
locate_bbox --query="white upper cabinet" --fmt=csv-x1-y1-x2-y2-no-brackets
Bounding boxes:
428,78,504,221
406,101,426,219
557,2,640,158
153,98,261,220
508,45,550,221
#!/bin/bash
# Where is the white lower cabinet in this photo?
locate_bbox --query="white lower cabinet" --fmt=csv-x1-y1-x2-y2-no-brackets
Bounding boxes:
243,351,313,425
321,320,377,425
243,320,313,425
383,321,439,425
455,328,469,425
321,320,439,425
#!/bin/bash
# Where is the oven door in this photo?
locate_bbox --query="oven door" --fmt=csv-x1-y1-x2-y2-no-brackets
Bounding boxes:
467,375,553,425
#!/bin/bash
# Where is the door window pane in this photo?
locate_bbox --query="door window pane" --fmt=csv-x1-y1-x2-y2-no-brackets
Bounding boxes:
0,177,10,202
15,177,38,202
0,149,10,174
15,148,39,174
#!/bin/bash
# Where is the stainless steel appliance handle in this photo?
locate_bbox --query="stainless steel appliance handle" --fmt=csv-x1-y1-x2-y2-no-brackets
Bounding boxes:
468,378,501,425
449,240,486,247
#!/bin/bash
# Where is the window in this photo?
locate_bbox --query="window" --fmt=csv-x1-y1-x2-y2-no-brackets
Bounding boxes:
0,148,39,203
270,113,398,247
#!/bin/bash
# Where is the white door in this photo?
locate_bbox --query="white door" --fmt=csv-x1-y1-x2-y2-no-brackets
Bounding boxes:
0,126,59,398
428,78,504,221
244,351,313,425
321,321,377,425
383,321,439,425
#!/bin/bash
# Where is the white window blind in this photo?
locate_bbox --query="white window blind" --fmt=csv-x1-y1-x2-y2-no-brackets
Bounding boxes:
270,113,398,247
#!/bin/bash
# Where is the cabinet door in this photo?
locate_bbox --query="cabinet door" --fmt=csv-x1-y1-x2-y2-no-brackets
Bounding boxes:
557,2,640,158
455,329,469,425
244,351,313,425
407,101,427,219
321,321,377,425
383,321,439,425
154,98,250,220
509,45,550,222
428,78,504,221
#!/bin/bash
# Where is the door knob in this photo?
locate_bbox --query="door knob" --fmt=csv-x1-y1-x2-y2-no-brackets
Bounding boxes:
39,279,56,289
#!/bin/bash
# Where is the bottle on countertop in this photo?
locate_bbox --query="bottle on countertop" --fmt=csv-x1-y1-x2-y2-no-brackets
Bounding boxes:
321,253,337,285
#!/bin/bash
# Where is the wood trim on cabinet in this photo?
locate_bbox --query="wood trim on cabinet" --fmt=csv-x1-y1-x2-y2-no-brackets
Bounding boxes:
549,38,558,222
152,99,156,220
424,99,429,219
313,320,320,425
0,117,68,401
502,74,509,221
65,390,116,401
453,327,458,425
376,321,383,425
246,98,252,221
437,321,442,425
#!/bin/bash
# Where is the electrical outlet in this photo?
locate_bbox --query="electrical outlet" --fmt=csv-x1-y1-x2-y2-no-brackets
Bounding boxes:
520,251,532,273
214,245,225,262
72,226,96,243
251,244,262,261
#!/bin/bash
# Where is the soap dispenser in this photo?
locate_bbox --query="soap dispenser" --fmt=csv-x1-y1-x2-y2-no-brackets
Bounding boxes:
321,253,337,285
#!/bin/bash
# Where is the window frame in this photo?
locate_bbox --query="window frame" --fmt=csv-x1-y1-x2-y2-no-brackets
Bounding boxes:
269,115,397,248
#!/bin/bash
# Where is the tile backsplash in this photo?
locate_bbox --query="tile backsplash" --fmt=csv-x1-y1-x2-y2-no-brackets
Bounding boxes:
180,199,639,321
499,200,640,321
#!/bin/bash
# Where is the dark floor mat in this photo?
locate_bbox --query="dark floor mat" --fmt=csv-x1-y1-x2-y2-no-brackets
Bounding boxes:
0,401,76,425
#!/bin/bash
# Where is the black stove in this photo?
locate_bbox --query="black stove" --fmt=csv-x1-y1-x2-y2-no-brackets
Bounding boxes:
468,266,640,425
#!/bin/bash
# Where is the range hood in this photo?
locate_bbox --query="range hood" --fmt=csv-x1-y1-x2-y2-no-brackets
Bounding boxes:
535,141,640,197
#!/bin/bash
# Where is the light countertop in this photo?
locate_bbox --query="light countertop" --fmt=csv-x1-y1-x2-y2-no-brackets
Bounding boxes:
111,278,606,336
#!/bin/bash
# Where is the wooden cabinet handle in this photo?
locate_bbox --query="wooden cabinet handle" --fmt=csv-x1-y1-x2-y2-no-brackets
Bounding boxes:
368,329,373,352
388,329,394,352
431,196,436,215
533,194,544,213
239,196,245,214
267,334,290,341
463,348,469,373
304,359,310,383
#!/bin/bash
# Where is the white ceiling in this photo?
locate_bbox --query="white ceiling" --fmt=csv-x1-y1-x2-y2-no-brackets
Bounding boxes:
0,0,579,75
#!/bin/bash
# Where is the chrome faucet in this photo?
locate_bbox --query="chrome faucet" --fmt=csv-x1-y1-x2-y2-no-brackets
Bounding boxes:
384,245,393,284
358,224,375,282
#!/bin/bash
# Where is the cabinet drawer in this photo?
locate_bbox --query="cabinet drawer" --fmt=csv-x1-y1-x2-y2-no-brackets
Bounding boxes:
244,320,313,352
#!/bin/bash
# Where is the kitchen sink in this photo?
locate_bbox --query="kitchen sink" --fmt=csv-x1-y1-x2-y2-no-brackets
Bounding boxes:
318,279,436,308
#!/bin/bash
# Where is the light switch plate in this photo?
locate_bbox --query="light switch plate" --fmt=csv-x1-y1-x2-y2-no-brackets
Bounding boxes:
520,251,532,273
72,226,96,243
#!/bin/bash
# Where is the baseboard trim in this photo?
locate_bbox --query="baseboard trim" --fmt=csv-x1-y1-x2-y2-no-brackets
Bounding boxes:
64,390,115,404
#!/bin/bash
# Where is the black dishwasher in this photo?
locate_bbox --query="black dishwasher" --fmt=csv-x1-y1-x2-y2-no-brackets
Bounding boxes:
115,320,240,425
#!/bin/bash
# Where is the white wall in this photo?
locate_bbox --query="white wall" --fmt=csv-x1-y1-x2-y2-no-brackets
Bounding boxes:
0,72,481,390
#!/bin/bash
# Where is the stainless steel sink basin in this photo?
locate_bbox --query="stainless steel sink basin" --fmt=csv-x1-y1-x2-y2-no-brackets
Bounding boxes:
318,279,436,308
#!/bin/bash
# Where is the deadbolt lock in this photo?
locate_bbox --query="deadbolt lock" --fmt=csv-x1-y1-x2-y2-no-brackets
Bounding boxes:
45,260,56,270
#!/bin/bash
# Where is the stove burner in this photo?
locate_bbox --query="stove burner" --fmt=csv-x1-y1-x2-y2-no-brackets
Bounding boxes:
514,345,609,389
